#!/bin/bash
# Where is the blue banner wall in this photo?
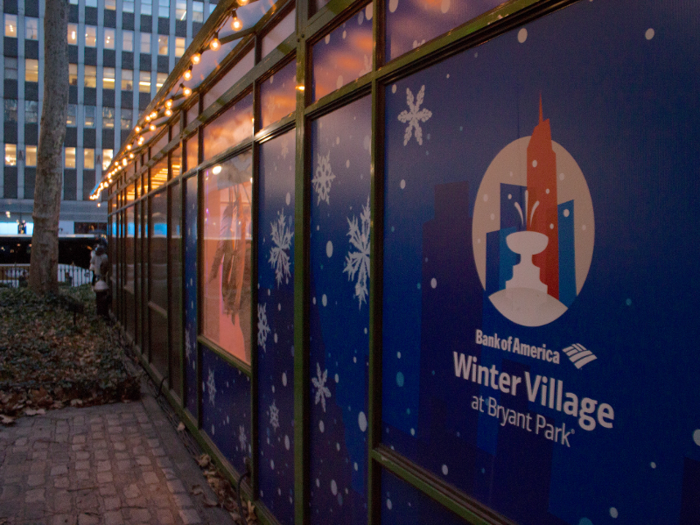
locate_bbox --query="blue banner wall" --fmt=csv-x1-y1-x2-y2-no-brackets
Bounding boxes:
257,129,296,524
381,0,700,523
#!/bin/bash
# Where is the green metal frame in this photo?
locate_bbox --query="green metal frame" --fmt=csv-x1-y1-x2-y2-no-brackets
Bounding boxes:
106,0,588,524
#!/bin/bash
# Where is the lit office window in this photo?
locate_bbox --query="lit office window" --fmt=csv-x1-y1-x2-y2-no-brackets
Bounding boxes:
25,18,39,40
141,0,152,15
4,58,18,80
85,26,97,47
156,72,167,89
69,0,78,4
121,69,134,90
86,0,97,7
3,100,18,122
139,71,151,93
67,104,77,126
123,0,135,13
84,148,95,169
5,144,17,166
102,149,113,170
105,0,116,9
84,65,97,88
25,59,39,82
122,30,133,52
26,146,37,167
102,107,115,128
103,67,116,90
175,37,185,57
176,0,186,20
158,35,168,55
193,1,203,22
84,106,96,128
69,63,78,85
4,14,17,38
64,147,76,168
67,23,78,45
25,101,39,124
158,0,170,18
140,33,151,54
121,109,133,129
104,28,115,49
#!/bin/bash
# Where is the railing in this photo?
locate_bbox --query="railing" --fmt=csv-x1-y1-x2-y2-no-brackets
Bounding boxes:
0,264,94,288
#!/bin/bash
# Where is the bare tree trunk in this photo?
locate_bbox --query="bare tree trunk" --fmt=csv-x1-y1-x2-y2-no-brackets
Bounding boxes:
29,0,68,295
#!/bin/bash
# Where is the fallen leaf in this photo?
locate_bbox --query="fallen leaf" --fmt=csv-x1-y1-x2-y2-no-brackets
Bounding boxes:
177,422,186,432
0,414,14,425
191,485,204,496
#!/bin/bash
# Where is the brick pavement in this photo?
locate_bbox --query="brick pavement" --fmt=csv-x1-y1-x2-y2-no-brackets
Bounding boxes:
0,386,234,525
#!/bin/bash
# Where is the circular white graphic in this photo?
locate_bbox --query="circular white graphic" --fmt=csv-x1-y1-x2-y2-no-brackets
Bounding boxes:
473,126,594,327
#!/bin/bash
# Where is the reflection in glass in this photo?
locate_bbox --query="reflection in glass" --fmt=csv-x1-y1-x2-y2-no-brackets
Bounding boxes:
386,0,501,60
150,191,168,309
151,158,168,191
202,93,253,161
202,152,253,364
186,135,199,172
312,5,373,101
260,60,296,129
169,182,183,398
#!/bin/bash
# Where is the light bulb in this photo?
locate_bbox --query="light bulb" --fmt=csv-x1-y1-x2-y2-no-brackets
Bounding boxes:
184,67,192,81
183,86,192,97
165,108,172,117
192,53,201,65
165,99,173,108
149,124,156,131
210,34,220,50
150,111,157,119
127,144,132,150
135,126,141,133
231,16,242,30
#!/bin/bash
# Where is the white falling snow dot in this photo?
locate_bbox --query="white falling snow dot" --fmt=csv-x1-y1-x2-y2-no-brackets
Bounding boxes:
549,224,554,230
286,192,291,205
645,28,655,40
336,442,340,451
446,74,450,79
270,459,275,470
693,429,700,446
582,225,587,231
508,193,512,200
326,241,333,258
440,0,450,13
336,76,344,89
365,3,373,20
322,294,328,306
342,30,347,39
336,137,340,145
354,462,358,471
363,135,370,150
274,333,278,343
389,0,398,13
490,213,495,221
391,84,397,94
532,160,538,167
610,508,618,518
400,179,406,189
331,480,338,495
442,464,448,475
397,352,401,359
650,462,657,469
358,411,368,432
284,435,290,450
319,420,325,432
312,297,316,305
325,34,330,44
559,172,565,180
477,238,481,244
483,194,488,202
386,499,393,510
316,478,320,487
430,278,437,289
346,159,350,168
282,372,287,386
546,188,550,194
518,28,528,43
563,209,570,217
335,373,339,383
410,428,415,436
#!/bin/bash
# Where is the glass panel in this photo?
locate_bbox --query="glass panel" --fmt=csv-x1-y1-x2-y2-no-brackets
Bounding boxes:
171,146,182,178
123,0,134,13
150,190,168,308
68,23,78,44
201,151,253,364
156,72,167,90
203,51,254,110
4,14,17,37
141,0,152,15
85,66,97,88
192,1,203,22
139,71,151,93
104,28,116,49
312,6,372,101
176,1,187,20
102,107,115,128
126,182,135,202
169,182,183,398
26,146,37,167
260,60,296,129
175,37,185,57
67,104,77,126
25,18,39,40
141,33,151,54
64,147,75,168
202,93,253,160
103,67,116,90
126,205,135,291
121,69,133,91
123,30,134,52
158,35,168,56
183,174,198,417
261,9,296,58
308,97,371,525
386,0,501,61
84,148,95,169
85,26,97,47
257,129,296,523
25,59,39,82
151,157,168,191
121,108,133,129
25,101,38,123
69,64,78,85
4,99,17,122
149,309,168,378
103,149,114,170
4,144,17,166
84,106,96,127
186,135,198,172
4,58,18,80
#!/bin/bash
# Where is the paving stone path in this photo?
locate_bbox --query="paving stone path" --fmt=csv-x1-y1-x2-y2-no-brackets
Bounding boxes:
0,386,233,525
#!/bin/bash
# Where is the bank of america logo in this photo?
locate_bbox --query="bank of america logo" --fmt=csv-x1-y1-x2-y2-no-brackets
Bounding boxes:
563,344,597,369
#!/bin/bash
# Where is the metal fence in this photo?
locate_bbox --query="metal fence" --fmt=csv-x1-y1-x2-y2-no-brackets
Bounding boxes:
0,264,94,288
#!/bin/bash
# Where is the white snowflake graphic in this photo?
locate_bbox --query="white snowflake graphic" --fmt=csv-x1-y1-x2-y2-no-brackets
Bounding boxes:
397,85,432,146
359,54,371,76
206,368,216,406
184,328,193,364
269,209,294,287
312,151,336,205
258,303,271,350
238,425,247,452
281,139,289,159
343,197,371,309
311,362,331,412
269,400,280,432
